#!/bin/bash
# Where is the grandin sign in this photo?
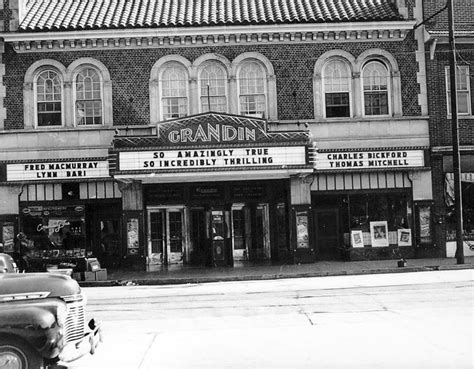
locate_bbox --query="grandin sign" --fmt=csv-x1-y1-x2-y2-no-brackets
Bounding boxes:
166,123,257,144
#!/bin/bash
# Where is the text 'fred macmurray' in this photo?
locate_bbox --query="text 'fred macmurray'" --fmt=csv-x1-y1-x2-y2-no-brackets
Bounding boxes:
23,162,99,178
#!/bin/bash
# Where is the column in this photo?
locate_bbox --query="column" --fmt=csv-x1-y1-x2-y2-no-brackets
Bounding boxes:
290,175,315,263
118,180,145,270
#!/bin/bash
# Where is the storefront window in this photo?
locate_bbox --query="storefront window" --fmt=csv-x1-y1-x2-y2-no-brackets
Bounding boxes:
446,179,474,241
314,192,411,247
20,205,87,257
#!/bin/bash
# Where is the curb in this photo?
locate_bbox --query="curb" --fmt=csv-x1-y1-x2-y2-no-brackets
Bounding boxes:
78,264,474,288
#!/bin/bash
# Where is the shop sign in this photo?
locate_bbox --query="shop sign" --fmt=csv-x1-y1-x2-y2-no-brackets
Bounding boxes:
317,150,425,170
7,160,109,181
119,146,306,171
165,123,257,144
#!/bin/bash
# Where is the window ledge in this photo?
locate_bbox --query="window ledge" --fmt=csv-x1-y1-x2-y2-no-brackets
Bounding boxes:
273,116,428,125
446,115,474,120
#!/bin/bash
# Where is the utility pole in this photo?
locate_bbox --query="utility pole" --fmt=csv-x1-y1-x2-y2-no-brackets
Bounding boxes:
447,0,464,264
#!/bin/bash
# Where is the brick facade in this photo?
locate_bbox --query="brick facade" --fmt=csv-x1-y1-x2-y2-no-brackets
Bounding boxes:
424,0,474,257
3,35,421,130
1,0,438,266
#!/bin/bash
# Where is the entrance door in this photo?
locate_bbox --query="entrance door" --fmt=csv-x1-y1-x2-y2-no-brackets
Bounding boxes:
314,208,340,260
254,204,270,260
190,208,208,265
90,209,122,269
147,207,184,266
233,203,270,261
231,205,247,261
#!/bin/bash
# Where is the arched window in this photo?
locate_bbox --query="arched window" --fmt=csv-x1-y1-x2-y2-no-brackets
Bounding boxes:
75,67,102,125
323,59,351,118
238,61,266,117
199,63,228,113
36,70,62,126
362,61,389,116
161,64,189,120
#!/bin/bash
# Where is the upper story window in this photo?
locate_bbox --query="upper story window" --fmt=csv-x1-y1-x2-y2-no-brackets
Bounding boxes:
199,63,228,113
446,66,471,115
238,61,266,117
150,53,277,123
24,58,112,129
362,61,389,116
323,59,351,118
36,70,62,127
161,64,189,120
75,67,102,125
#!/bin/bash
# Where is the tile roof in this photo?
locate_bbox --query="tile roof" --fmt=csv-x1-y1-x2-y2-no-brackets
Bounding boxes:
19,0,402,32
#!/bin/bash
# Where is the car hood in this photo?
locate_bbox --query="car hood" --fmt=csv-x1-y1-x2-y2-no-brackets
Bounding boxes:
0,273,81,298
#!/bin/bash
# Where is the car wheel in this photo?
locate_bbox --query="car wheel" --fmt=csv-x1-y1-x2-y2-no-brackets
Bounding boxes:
0,338,44,369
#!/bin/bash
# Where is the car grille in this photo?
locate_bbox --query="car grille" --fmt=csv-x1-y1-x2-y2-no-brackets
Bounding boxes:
62,294,85,344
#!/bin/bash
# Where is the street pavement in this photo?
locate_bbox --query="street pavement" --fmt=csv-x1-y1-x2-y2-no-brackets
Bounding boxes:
80,256,474,287
70,269,474,369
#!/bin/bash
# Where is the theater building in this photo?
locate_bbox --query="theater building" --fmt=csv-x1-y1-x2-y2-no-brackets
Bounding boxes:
0,0,435,270
110,113,314,269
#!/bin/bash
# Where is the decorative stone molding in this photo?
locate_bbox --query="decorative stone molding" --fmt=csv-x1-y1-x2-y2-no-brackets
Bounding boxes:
413,0,428,116
6,21,416,53
0,60,5,130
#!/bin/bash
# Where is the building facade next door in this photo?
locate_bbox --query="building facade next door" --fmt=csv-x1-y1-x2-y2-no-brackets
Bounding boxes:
314,207,341,260
147,207,185,267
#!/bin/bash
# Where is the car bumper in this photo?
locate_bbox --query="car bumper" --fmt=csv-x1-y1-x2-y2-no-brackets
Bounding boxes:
59,319,103,363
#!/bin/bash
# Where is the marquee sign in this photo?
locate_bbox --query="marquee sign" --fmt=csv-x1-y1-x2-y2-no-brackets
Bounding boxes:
6,160,109,181
317,150,425,170
119,146,307,171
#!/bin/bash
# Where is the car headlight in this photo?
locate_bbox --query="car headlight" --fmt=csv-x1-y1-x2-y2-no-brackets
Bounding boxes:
56,301,68,327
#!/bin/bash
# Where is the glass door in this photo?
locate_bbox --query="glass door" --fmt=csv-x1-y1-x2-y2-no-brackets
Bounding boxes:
232,203,270,261
147,207,184,266
255,203,270,260
314,208,340,260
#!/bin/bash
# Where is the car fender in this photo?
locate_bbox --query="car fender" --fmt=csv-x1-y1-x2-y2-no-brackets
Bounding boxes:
0,299,65,359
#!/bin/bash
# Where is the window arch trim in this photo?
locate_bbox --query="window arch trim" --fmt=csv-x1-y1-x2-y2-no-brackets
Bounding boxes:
197,61,229,114
313,50,355,119
24,58,113,129
232,52,276,119
24,60,67,129
355,48,402,117
67,58,113,126
150,55,192,123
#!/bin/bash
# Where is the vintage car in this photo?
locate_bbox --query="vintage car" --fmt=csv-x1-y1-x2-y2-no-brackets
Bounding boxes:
0,252,18,273
0,253,102,369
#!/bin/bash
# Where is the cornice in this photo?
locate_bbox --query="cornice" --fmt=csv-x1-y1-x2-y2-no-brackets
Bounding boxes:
3,21,416,53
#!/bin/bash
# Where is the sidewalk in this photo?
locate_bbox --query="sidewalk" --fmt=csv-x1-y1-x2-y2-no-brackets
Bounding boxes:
79,256,474,287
